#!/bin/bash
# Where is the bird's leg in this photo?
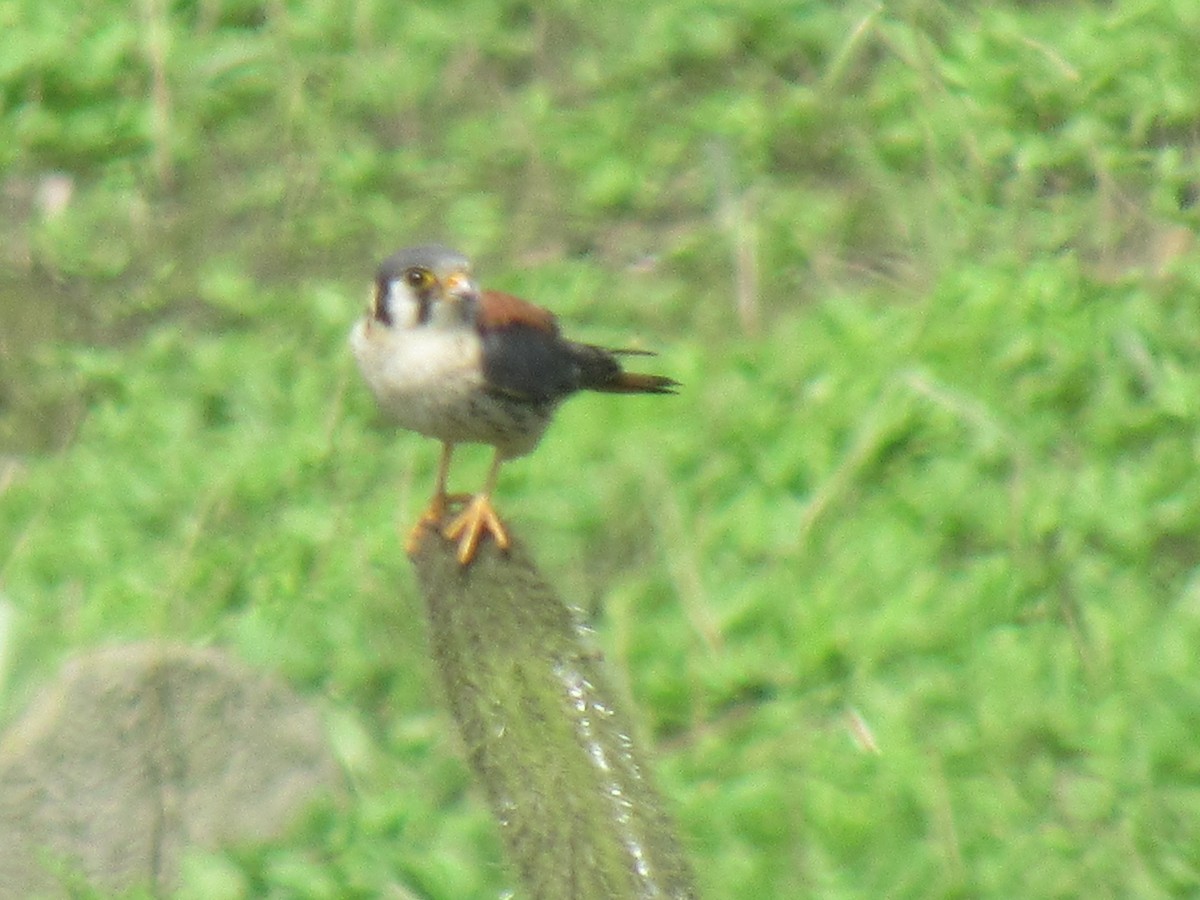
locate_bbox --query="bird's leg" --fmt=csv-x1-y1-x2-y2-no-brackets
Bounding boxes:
443,449,510,565
406,443,469,554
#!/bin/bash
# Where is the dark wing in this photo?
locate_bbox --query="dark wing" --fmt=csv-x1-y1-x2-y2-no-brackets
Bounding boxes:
476,290,679,403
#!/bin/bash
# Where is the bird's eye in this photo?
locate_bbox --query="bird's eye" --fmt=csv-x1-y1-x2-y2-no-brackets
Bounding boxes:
405,268,431,289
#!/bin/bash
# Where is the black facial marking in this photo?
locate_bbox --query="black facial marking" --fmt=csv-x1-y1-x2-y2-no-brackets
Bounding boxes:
401,267,434,325
459,292,479,324
372,276,392,325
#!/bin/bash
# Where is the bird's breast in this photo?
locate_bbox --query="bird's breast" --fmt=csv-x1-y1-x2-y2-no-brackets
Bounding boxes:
350,320,551,456
351,321,481,407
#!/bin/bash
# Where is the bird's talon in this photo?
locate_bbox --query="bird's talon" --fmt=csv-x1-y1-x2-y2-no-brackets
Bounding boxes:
404,518,434,556
405,502,445,555
443,495,510,565
405,491,472,556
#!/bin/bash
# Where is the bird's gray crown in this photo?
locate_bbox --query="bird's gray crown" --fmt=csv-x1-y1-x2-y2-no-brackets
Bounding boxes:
377,244,470,280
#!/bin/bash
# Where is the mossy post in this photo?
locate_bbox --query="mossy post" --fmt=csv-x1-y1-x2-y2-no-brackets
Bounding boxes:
409,523,700,899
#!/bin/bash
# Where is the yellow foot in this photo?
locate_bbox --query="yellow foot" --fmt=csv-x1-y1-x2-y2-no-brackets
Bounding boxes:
443,494,511,565
405,493,473,555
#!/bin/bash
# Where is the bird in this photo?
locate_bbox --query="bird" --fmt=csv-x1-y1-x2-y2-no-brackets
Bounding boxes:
350,244,678,565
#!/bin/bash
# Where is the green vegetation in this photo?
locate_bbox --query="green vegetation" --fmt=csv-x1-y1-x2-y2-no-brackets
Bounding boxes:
3,0,1200,896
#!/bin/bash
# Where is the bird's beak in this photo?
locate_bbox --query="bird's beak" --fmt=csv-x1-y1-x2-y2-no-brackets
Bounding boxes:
443,271,478,303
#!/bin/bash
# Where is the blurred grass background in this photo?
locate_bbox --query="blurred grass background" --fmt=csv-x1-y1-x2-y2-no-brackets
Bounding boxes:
2,0,1200,896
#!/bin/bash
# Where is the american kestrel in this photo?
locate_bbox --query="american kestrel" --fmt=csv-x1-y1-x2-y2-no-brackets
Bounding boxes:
351,245,677,565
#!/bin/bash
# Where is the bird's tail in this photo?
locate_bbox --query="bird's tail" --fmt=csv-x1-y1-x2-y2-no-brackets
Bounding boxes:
593,371,680,394
573,344,680,395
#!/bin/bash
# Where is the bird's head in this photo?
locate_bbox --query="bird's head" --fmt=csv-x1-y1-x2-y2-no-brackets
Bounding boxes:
371,244,479,330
